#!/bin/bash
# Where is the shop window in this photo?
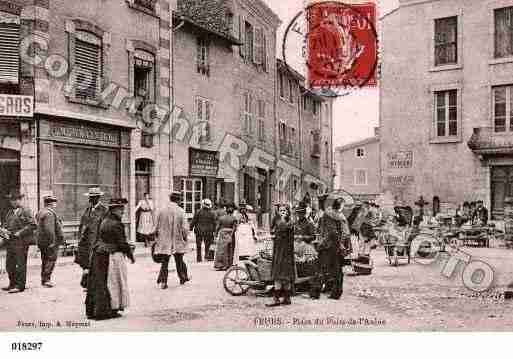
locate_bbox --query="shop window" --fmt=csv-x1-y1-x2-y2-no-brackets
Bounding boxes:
495,7,513,59
493,85,513,133
354,169,367,186
53,145,119,222
0,22,20,84
356,148,365,158
434,16,457,66
434,89,458,137
242,92,253,135
74,31,103,101
180,178,203,218
196,37,210,76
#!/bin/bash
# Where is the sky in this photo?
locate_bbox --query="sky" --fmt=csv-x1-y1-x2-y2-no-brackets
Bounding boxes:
262,0,399,147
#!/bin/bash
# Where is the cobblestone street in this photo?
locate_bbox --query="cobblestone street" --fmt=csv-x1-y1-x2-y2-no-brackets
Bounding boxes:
1,245,512,331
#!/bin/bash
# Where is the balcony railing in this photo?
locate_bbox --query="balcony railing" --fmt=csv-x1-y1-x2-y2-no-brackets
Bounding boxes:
468,127,513,155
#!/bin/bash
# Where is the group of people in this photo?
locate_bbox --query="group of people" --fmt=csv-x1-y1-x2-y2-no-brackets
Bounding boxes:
266,196,354,307
455,200,489,227
189,198,256,271
0,192,63,294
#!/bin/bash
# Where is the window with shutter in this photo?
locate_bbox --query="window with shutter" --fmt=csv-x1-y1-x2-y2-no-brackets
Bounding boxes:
257,100,265,141
262,33,268,72
197,37,209,76
74,31,102,101
0,23,20,84
244,21,253,63
239,16,245,58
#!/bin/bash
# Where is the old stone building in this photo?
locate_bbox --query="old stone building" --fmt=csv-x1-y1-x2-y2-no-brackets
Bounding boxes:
171,0,280,221
276,59,335,206
335,127,380,200
0,0,173,241
380,0,513,218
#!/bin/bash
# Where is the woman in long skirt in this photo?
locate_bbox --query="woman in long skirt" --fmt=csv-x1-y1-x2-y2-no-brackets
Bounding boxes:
135,193,155,247
267,205,295,307
214,204,237,271
86,199,135,320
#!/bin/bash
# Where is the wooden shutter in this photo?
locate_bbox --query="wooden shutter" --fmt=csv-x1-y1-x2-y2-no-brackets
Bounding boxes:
262,33,268,72
196,97,203,121
254,27,263,64
0,23,20,83
75,37,102,100
239,16,245,58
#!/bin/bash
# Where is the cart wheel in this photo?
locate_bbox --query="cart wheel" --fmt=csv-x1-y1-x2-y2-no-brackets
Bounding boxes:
223,266,250,296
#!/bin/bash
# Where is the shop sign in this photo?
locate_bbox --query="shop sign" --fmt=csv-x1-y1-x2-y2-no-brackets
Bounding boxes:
387,151,413,169
387,175,414,186
49,124,119,146
189,148,219,178
0,95,33,118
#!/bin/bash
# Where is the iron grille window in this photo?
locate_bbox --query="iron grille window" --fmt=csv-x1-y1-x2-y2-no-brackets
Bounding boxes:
0,23,19,84
196,96,212,142
435,90,458,137
434,16,458,66
495,7,513,58
74,32,102,101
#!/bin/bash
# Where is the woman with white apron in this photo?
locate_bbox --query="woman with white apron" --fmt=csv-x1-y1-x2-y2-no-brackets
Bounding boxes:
233,201,257,264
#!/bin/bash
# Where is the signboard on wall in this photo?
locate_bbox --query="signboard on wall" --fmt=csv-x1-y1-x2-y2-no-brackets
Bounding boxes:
387,151,413,169
189,148,219,178
0,95,33,117
387,175,414,187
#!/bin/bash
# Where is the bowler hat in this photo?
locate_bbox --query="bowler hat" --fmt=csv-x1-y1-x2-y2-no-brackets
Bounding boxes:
5,191,24,200
108,198,128,208
239,199,248,209
83,187,105,197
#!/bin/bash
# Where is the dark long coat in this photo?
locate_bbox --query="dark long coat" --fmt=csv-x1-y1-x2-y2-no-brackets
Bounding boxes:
76,203,108,269
85,211,132,319
271,219,295,282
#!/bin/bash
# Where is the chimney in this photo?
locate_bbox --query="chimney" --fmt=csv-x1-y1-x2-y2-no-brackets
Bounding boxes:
374,127,380,137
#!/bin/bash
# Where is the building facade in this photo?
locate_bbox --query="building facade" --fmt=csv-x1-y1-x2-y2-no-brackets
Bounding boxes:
171,0,280,221
0,0,173,242
335,127,380,200
380,0,513,218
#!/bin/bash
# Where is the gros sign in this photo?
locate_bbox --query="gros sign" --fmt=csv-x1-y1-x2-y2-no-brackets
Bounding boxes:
0,94,33,117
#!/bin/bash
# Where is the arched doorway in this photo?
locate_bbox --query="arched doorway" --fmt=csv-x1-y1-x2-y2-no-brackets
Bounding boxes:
0,148,20,222
135,158,153,204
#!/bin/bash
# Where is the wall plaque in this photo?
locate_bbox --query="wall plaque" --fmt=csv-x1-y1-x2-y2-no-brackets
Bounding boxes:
388,151,413,169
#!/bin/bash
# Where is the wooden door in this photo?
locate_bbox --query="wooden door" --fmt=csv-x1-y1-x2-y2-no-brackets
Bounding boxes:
491,166,513,219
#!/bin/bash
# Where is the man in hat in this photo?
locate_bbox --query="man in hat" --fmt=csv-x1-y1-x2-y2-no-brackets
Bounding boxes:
76,187,108,288
2,192,36,293
472,200,489,226
190,198,217,262
36,194,64,288
154,191,190,288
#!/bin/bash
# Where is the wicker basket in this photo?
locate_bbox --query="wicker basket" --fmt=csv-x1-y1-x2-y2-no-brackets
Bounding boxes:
256,258,273,281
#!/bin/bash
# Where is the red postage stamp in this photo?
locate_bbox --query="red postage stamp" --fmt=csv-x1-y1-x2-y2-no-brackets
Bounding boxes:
307,1,377,89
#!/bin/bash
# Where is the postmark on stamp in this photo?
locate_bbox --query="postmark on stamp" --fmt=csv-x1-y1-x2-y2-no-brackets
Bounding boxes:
282,1,378,97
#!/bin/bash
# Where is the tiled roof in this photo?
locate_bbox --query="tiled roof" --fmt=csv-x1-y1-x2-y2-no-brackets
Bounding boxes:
176,0,241,45
336,136,379,152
